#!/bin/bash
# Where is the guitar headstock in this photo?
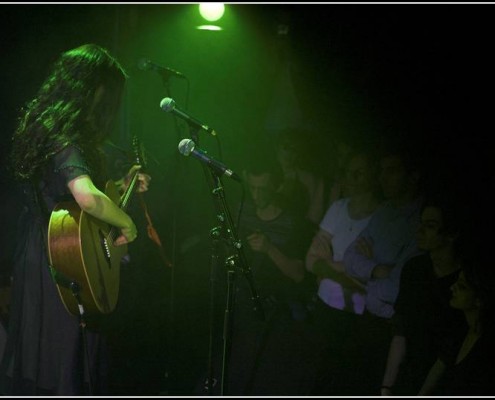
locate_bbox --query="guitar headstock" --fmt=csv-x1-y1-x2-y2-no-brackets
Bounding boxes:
132,135,148,170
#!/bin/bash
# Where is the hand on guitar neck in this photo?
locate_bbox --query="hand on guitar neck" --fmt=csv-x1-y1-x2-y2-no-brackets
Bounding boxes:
113,165,150,246
115,165,151,195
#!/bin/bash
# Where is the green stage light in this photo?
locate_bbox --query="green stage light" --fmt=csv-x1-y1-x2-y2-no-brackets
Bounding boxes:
199,3,225,22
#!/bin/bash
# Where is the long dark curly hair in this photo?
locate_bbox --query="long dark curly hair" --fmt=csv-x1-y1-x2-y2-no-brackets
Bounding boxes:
10,43,128,181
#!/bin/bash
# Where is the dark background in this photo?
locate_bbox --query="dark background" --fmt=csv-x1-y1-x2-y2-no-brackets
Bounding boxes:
0,3,492,395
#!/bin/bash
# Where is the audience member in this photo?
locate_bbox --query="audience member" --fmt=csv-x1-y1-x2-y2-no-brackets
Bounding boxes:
341,135,424,394
226,151,316,395
0,44,148,396
419,236,495,397
273,128,325,227
306,147,382,394
380,190,467,395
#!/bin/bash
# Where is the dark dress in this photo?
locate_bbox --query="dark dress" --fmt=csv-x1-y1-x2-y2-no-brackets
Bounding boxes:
391,253,467,394
0,145,108,395
434,331,495,395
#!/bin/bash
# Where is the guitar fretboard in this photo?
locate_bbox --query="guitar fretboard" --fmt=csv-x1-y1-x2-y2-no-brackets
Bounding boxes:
107,171,140,242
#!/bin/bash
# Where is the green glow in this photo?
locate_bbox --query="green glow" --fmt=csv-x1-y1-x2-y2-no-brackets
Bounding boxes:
199,3,225,22
196,24,223,31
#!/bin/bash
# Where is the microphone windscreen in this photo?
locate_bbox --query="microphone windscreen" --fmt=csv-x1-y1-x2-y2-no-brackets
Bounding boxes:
160,97,175,112
178,138,195,156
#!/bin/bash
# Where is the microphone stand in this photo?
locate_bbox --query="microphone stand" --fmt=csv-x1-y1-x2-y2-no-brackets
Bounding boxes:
161,76,182,394
192,127,219,396
204,225,221,395
182,124,224,396
204,172,265,396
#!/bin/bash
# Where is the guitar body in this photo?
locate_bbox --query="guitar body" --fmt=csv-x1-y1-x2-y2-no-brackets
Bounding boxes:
48,180,127,316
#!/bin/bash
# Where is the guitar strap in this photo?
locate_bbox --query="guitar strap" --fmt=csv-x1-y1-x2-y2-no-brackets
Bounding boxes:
138,193,173,268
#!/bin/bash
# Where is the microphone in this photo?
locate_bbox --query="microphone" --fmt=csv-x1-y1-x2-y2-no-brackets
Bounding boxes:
178,138,241,182
137,58,186,79
160,97,217,136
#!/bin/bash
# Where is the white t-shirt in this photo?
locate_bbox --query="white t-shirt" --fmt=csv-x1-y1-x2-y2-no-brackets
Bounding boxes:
317,198,374,314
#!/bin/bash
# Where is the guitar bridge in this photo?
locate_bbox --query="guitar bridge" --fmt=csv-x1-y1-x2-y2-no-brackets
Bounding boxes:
99,231,112,267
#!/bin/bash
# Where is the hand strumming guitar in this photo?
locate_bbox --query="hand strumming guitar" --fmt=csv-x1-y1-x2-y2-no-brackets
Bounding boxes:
114,219,138,246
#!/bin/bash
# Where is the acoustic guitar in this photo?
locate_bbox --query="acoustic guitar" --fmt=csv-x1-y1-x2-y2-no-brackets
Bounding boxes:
48,137,145,316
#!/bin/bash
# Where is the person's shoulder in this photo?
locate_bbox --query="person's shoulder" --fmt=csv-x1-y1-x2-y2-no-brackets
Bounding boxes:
402,253,431,276
364,200,391,224
334,197,350,207
63,142,86,153
369,199,392,213
238,200,258,222
282,208,315,230
51,142,92,179
51,142,85,161
326,197,349,213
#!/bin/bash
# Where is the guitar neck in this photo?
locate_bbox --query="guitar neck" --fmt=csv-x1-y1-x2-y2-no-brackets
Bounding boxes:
119,170,140,212
107,170,140,242
109,135,145,241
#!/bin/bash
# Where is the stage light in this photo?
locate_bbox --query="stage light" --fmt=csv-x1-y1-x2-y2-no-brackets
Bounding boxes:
199,3,225,22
